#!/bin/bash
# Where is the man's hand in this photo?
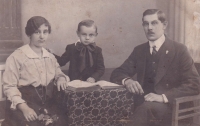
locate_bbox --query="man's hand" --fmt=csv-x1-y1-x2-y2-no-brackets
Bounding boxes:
57,77,68,91
18,103,38,122
124,79,144,95
87,77,95,83
144,93,164,103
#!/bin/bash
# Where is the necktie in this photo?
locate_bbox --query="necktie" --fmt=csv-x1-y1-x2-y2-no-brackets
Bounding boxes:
76,42,96,72
152,45,157,74
152,46,157,56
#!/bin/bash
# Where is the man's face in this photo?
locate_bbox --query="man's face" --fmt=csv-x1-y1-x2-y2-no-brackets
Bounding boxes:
142,13,167,41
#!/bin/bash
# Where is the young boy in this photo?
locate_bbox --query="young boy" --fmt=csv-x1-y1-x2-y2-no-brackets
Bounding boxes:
54,19,105,83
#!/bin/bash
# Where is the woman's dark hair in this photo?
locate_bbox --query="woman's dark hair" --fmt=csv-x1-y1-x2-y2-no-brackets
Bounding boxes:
25,16,51,36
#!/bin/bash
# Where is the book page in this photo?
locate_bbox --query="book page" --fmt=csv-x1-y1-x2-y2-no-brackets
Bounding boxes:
68,80,98,88
96,80,122,87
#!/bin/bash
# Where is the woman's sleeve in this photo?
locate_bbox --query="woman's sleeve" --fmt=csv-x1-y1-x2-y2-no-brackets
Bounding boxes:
3,56,26,110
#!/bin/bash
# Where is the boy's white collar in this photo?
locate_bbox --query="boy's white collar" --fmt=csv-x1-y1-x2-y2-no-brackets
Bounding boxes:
75,39,95,46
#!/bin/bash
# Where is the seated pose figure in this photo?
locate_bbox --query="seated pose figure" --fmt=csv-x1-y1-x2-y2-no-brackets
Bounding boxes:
2,16,70,126
110,9,200,126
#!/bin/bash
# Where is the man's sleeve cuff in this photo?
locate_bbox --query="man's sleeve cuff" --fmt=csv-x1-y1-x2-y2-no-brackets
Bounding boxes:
162,94,169,103
122,77,131,85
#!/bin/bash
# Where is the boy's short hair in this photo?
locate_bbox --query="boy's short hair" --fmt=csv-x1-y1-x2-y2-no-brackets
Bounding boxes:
77,19,97,33
142,9,166,23
25,16,51,36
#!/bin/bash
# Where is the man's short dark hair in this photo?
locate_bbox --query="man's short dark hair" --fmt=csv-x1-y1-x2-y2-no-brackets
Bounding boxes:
77,19,97,33
142,9,166,23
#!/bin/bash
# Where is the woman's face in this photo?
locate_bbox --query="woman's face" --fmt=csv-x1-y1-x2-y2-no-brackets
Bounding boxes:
29,24,49,48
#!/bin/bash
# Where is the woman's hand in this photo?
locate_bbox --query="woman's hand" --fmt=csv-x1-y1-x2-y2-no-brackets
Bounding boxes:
87,77,95,83
57,77,68,91
17,103,38,122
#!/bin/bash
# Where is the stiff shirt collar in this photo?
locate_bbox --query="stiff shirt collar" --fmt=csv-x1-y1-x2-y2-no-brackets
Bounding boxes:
19,44,50,59
149,34,165,53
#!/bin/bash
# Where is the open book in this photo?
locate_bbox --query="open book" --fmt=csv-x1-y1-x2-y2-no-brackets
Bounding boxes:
66,80,124,91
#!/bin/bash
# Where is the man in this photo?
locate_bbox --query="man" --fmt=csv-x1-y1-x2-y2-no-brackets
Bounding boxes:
110,9,200,126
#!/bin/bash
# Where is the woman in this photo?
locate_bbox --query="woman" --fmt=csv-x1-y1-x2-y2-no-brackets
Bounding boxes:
2,16,69,126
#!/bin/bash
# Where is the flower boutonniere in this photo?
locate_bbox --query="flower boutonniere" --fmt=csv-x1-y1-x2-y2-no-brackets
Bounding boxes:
166,50,169,54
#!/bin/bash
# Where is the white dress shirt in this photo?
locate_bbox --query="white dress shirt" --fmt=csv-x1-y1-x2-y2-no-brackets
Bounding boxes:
3,44,70,109
149,34,165,54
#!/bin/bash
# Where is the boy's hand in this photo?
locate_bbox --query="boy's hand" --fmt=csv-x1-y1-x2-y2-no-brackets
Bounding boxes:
18,103,38,122
57,77,68,91
87,77,95,83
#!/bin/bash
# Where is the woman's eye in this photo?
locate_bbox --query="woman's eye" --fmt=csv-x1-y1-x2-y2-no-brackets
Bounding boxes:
43,30,49,34
34,31,40,34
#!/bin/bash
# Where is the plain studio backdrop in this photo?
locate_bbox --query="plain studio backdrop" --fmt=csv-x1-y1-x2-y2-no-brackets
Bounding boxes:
21,0,171,69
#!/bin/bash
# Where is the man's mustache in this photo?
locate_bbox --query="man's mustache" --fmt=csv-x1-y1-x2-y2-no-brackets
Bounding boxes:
147,31,154,34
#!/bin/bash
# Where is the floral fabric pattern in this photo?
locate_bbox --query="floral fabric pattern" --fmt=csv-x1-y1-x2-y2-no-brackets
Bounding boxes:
54,88,134,126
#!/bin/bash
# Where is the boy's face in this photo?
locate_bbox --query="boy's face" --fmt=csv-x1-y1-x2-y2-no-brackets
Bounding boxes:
77,25,98,45
142,13,167,41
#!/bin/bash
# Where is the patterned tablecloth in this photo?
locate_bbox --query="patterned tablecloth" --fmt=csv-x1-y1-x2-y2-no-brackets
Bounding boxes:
54,88,134,126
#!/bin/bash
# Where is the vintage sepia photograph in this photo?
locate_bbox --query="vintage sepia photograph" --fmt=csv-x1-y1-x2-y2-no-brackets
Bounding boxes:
0,0,200,126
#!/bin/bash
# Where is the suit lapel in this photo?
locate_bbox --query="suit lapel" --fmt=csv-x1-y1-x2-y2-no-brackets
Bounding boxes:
154,38,175,85
138,43,148,86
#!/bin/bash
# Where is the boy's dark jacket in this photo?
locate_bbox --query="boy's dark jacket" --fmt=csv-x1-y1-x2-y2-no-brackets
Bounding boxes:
54,43,105,81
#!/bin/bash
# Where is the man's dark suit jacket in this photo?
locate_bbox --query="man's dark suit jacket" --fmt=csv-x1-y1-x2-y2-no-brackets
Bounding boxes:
55,43,105,81
110,38,200,105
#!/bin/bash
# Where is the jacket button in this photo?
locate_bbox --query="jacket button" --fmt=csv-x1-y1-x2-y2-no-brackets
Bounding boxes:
166,84,169,87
